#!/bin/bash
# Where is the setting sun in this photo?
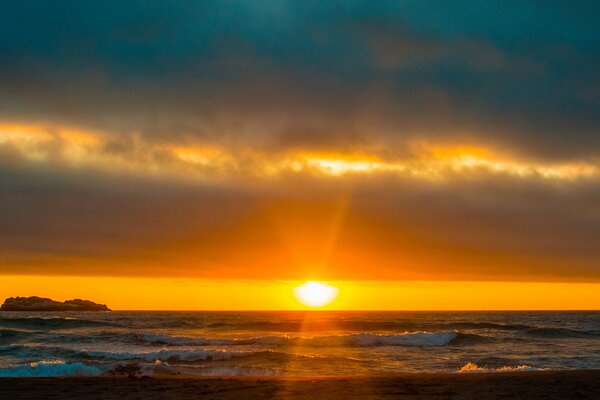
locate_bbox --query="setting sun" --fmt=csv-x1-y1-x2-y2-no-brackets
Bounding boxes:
294,281,339,308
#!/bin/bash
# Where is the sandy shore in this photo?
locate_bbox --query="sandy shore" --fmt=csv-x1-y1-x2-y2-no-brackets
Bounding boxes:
1,370,599,399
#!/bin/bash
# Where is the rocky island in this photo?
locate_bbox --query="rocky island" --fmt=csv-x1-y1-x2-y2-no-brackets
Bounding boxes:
0,296,110,311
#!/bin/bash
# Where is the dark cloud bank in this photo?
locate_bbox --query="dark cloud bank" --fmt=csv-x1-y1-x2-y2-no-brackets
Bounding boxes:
0,1,599,280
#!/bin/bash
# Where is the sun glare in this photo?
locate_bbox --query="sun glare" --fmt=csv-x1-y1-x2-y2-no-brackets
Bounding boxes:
294,281,339,308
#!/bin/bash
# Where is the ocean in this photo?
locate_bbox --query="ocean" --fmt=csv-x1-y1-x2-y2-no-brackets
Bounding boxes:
0,311,598,377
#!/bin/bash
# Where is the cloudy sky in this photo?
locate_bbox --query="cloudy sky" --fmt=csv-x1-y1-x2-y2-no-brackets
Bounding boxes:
1,0,599,285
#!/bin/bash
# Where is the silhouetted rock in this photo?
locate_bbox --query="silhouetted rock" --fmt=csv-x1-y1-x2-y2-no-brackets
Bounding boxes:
0,296,110,311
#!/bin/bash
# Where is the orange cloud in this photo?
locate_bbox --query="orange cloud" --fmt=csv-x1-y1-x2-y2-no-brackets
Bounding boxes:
1,121,598,182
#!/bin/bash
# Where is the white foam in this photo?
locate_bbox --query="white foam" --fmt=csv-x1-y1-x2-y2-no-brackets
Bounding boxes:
0,360,102,377
458,362,543,373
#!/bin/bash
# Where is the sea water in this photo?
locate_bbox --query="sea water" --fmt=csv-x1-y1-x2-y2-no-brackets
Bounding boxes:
0,311,598,376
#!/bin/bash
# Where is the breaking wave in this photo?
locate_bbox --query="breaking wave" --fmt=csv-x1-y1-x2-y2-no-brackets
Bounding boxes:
2,330,488,348
81,348,251,362
138,331,477,347
0,360,103,377
0,358,283,377
0,345,252,363
458,362,543,373
1,345,340,362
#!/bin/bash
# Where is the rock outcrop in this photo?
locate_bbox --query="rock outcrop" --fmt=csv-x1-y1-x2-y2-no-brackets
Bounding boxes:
0,296,110,311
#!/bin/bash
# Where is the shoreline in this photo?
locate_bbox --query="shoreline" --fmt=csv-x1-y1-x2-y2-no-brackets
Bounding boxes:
1,370,599,399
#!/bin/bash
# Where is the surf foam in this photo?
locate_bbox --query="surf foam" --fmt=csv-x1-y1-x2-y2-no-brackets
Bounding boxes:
458,362,542,373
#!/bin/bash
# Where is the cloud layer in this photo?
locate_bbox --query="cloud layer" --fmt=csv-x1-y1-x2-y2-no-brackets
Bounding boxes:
0,1,599,281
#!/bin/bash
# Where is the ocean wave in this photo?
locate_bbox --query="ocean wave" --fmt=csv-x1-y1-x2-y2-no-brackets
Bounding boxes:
0,344,90,360
0,344,360,370
0,329,30,344
442,322,534,331
0,359,281,378
139,333,233,346
143,331,468,347
206,321,430,332
205,320,537,332
458,362,543,373
0,360,103,377
79,348,356,366
0,344,258,363
0,330,483,348
0,317,113,330
139,331,465,347
0,329,22,337
205,321,401,331
74,348,251,362
302,331,458,347
449,332,496,344
206,319,598,339
524,327,600,339
34,326,596,350
111,362,282,377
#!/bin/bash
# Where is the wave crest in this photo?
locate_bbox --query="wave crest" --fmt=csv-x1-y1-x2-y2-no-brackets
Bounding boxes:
80,348,250,362
0,360,102,377
458,362,542,373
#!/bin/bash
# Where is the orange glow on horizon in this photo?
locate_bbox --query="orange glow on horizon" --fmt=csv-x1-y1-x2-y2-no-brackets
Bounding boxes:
294,281,339,307
1,275,599,311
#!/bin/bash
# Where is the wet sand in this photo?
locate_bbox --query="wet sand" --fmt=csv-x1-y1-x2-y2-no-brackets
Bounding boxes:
1,370,599,399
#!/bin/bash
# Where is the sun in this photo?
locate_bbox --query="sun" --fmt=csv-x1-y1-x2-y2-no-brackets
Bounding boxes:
294,281,339,308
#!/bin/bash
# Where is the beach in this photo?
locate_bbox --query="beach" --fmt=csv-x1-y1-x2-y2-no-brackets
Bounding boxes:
1,370,599,399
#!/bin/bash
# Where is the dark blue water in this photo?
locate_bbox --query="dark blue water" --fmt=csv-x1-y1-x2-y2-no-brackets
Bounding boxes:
0,311,598,376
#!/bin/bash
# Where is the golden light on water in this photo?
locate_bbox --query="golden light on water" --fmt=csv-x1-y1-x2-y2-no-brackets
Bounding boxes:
294,281,339,308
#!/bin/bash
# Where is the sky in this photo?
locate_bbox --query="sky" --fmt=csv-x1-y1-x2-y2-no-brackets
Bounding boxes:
1,1,599,309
